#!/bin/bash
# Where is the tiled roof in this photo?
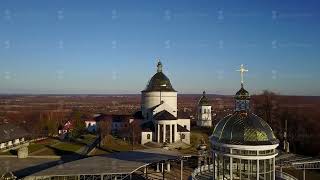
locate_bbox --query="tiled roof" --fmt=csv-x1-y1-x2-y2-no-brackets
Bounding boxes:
141,121,155,132
0,123,29,143
133,111,144,119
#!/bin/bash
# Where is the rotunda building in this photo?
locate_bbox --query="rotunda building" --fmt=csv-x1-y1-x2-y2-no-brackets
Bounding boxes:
141,61,177,119
210,68,279,180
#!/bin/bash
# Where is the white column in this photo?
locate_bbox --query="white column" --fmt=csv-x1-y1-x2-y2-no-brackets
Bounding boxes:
174,124,177,142
180,159,183,180
157,124,160,143
161,163,164,173
156,163,160,172
257,159,259,180
163,124,166,143
273,158,276,180
230,157,233,180
213,152,215,180
264,159,266,180
169,124,172,143
167,162,171,172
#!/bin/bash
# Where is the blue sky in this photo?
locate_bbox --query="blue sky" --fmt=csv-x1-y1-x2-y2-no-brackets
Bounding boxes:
0,0,319,95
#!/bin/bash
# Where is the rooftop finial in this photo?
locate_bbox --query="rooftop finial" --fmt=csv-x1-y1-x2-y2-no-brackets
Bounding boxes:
236,64,248,87
157,58,163,73
203,91,206,96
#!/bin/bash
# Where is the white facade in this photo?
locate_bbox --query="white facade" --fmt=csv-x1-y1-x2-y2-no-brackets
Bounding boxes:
141,91,177,119
197,105,212,127
141,131,153,144
85,120,97,132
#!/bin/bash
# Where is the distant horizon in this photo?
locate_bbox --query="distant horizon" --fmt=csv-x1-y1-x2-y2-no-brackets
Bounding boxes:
1,92,319,97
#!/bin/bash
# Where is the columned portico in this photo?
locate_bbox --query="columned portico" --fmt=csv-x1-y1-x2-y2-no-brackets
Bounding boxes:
157,124,160,143
211,143,278,180
156,121,178,144
169,125,172,143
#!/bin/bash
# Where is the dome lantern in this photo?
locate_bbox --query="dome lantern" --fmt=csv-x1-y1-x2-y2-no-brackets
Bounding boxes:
235,64,250,112
157,59,163,73
142,60,176,92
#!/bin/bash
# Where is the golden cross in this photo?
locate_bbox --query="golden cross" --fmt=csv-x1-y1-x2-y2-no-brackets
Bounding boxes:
236,64,248,84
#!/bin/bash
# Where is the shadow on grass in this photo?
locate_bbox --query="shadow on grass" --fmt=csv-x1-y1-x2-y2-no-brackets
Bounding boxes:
44,145,82,156
94,146,120,153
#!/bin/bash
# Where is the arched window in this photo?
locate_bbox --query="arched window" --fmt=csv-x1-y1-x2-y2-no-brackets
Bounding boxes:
181,134,186,139
147,134,151,139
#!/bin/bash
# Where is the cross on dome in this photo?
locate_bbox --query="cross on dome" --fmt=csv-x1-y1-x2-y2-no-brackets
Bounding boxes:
157,58,163,73
236,64,248,86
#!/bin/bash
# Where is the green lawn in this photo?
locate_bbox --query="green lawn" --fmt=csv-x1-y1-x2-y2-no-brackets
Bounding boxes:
77,134,97,145
91,136,144,155
178,127,211,155
29,138,59,153
0,138,58,155
35,142,83,156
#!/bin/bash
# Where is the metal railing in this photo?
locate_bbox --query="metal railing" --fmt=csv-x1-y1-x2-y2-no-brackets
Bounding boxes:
275,170,298,180
191,164,213,180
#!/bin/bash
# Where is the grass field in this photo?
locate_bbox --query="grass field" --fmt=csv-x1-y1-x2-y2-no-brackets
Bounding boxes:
0,138,59,155
178,127,212,154
76,134,97,145
34,141,83,156
91,136,144,155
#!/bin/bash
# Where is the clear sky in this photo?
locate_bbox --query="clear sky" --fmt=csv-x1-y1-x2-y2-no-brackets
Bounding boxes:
0,0,319,95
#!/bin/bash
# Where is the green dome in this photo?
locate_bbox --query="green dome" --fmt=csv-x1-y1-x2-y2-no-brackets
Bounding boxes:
143,61,176,92
212,112,278,145
198,91,210,106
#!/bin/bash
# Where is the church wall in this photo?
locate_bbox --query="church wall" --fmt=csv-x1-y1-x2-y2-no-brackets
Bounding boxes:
177,119,191,131
141,91,177,117
198,105,212,121
177,132,190,144
197,105,212,127
151,102,176,117
141,131,153,144
197,120,212,127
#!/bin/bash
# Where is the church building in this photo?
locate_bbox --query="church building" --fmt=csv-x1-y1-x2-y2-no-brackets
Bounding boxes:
197,91,212,127
210,65,279,180
140,61,190,145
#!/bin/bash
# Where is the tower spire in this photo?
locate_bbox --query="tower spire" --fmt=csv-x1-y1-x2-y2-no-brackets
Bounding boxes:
157,58,162,73
235,64,250,112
